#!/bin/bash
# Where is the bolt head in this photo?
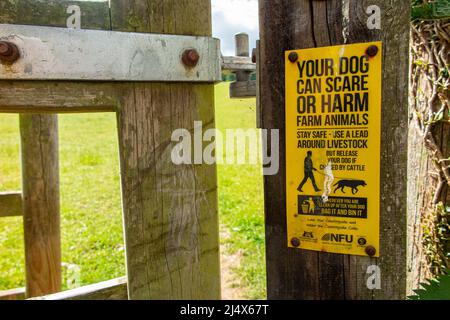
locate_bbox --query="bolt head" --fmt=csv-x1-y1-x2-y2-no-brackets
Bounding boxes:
365,245,377,257
0,42,10,55
366,45,379,57
291,237,301,248
0,41,20,64
182,49,200,68
288,52,298,63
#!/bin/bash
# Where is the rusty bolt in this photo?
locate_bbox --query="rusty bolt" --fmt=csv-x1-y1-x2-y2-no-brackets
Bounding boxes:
182,49,200,68
366,45,379,58
365,245,377,257
291,237,301,248
288,52,298,63
0,41,20,64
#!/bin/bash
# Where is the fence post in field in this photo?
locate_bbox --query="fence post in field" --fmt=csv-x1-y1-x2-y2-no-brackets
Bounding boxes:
230,32,257,98
259,0,411,299
235,33,250,82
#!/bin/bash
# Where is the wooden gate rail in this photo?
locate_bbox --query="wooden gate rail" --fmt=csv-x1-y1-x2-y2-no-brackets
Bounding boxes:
30,277,127,300
0,192,22,217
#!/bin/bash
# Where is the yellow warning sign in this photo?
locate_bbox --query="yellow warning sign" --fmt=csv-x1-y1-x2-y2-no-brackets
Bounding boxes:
285,42,382,257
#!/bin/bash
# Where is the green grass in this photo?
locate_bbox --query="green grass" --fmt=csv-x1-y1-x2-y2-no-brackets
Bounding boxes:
215,83,266,299
0,83,266,299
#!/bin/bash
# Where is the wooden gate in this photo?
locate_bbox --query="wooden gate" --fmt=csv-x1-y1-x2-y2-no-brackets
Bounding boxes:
0,0,221,300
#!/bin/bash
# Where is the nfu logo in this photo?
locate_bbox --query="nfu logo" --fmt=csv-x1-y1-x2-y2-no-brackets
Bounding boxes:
322,233,353,243
302,232,314,239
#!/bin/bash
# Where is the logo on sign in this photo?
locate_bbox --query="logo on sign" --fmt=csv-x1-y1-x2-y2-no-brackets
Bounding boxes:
321,233,353,243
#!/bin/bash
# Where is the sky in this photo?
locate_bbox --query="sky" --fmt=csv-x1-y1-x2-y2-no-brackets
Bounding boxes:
212,0,259,56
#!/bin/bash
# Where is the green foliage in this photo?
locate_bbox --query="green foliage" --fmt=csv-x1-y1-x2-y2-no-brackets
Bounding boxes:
422,203,450,275
409,270,450,300
412,0,450,20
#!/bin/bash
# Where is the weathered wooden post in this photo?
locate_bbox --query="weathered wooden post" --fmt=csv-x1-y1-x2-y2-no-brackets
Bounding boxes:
235,33,250,82
259,0,411,299
230,33,257,98
20,115,60,297
110,0,221,300
0,0,221,300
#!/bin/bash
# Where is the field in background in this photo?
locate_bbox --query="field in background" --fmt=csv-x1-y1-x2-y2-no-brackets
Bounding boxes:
0,82,266,299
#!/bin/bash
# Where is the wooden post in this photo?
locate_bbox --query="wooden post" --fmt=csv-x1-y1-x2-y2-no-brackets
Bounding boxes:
110,0,221,299
259,0,411,299
230,33,257,98
0,0,111,297
235,33,250,82
20,115,61,297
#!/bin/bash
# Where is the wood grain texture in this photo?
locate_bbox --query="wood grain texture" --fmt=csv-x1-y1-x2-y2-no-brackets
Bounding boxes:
31,277,127,300
0,0,110,30
229,80,256,99
259,0,410,299
20,114,61,297
221,56,256,72
110,0,221,300
0,287,26,300
0,191,23,217
0,81,121,113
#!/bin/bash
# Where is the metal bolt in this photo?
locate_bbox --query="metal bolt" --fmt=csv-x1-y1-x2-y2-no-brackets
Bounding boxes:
182,49,200,68
0,41,20,64
291,237,300,248
365,245,377,257
366,45,379,57
288,52,298,63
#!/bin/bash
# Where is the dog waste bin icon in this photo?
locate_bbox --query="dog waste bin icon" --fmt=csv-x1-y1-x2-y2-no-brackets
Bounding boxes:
301,199,310,214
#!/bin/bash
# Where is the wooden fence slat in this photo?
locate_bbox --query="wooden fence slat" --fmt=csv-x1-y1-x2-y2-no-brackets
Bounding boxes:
0,192,23,217
0,81,122,114
20,114,61,297
221,56,256,72
30,277,127,300
0,287,26,300
111,0,221,299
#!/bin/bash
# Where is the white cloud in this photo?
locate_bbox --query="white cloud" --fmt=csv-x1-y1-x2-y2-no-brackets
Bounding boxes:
212,0,259,56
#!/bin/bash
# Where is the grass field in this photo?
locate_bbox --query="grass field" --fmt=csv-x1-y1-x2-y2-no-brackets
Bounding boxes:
0,83,266,299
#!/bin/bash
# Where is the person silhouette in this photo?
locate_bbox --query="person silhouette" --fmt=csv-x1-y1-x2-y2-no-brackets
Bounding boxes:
297,151,321,193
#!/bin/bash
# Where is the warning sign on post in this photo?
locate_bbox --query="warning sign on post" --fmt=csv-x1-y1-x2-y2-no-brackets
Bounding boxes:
285,42,382,257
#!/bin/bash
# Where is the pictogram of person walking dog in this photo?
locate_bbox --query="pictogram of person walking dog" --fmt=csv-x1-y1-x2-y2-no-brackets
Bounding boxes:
297,151,367,202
